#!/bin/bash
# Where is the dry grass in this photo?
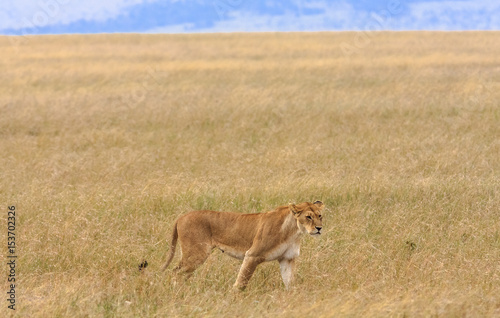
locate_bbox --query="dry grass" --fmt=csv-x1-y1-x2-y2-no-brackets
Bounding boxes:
1,31,500,317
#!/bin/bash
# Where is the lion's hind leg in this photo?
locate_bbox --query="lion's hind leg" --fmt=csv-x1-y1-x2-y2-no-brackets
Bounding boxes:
174,241,213,279
172,212,214,280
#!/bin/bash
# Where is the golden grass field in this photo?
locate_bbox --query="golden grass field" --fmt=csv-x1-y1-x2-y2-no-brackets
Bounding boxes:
1,31,500,317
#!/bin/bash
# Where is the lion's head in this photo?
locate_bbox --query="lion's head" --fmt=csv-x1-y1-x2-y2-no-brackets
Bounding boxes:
289,201,324,235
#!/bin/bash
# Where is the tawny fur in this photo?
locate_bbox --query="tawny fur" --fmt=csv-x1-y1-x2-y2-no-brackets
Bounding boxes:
162,201,324,290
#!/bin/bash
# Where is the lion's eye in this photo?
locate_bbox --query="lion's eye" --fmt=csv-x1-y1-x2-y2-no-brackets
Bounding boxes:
306,216,312,220
318,215,322,219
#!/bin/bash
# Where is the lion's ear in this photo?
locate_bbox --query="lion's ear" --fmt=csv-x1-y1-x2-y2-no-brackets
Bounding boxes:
313,201,325,210
289,204,300,215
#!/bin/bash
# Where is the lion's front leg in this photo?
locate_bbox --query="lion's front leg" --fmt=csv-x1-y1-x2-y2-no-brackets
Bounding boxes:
234,255,264,291
279,258,296,290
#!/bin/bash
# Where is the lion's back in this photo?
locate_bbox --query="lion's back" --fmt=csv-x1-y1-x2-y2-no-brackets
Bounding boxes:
177,210,261,248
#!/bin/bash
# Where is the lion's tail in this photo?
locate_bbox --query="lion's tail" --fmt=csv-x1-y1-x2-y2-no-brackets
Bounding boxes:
161,221,178,272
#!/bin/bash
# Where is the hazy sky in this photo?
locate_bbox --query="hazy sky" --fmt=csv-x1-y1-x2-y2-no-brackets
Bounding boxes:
1,0,499,35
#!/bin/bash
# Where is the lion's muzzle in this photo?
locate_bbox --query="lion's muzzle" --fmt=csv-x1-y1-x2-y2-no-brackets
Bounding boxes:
311,226,322,235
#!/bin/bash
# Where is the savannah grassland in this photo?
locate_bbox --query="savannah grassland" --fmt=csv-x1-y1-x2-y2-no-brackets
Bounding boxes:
1,32,499,317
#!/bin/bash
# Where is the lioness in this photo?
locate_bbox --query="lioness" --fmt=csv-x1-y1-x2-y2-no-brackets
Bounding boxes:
162,201,324,290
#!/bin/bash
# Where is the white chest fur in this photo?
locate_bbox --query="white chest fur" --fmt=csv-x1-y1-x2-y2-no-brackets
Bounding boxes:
265,239,301,261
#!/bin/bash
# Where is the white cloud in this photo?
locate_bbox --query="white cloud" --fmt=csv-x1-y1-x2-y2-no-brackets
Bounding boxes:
1,0,499,33
148,1,361,33
0,0,161,31
400,0,500,30
203,0,500,32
